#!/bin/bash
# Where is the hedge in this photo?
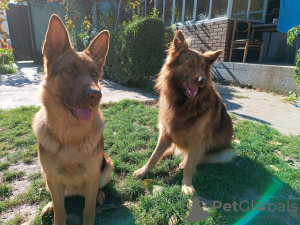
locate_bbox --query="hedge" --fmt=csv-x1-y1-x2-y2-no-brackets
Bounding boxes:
104,17,173,86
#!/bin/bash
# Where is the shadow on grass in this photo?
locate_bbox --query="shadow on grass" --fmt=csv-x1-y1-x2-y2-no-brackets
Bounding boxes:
41,182,135,225
147,155,300,224
232,112,272,125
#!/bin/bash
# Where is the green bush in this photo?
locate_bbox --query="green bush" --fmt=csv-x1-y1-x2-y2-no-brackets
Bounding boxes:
104,24,127,83
104,17,174,86
287,25,300,86
74,29,98,52
0,47,14,65
0,47,16,74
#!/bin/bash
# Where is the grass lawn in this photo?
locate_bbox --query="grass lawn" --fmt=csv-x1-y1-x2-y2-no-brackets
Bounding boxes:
0,100,299,225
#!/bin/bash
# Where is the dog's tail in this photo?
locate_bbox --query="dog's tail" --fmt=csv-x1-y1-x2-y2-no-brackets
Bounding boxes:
204,148,235,164
99,153,114,189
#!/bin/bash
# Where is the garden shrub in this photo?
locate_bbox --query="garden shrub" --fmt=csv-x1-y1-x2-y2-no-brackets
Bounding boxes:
74,29,98,52
104,24,127,83
0,47,14,65
287,25,300,86
0,47,16,74
104,17,174,86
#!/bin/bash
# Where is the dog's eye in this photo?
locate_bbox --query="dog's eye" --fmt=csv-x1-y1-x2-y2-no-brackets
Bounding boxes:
66,68,73,73
201,65,205,70
187,59,194,67
92,72,97,77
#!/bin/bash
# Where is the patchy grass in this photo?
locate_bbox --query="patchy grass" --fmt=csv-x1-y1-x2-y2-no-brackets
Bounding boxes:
0,162,10,171
0,183,13,199
0,100,299,224
2,171,24,182
4,215,24,225
281,91,300,105
0,106,39,165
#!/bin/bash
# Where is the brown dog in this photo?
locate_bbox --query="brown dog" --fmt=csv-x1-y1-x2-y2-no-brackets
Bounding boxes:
134,30,234,195
32,15,113,225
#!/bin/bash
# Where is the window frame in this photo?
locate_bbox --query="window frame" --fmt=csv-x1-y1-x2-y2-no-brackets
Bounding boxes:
231,0,269,22
146,0,269,25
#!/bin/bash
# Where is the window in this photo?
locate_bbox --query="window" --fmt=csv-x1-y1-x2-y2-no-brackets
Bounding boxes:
184,0,194,23
174,0,229,24
232,0,267,22
164,0,174,25
232,0,248,18
175,0,183,23
211,0,228,19
156,0,164,19
147,0,267,24
249,0,265,20
146,0,154,15
196,0,210,21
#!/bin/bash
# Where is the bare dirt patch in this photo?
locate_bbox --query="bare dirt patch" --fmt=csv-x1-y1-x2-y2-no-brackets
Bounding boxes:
9,161,40,176
8,161,41,196
0,203,39,224
10,178,31,197
142,99,158,109
274,150,300,169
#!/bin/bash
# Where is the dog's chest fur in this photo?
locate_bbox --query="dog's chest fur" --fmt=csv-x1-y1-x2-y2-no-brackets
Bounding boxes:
33,107,104,192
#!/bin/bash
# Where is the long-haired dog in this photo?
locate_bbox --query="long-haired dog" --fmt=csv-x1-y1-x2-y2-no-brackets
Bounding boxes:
134,30,234,195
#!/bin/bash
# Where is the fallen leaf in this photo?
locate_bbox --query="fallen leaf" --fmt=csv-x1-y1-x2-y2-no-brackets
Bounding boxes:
269,165,279,172
268,141,282,146
233,139,241,145
145,179,164,195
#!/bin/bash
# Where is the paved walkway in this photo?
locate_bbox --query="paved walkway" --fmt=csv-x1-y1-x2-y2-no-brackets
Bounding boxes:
1,62,300,136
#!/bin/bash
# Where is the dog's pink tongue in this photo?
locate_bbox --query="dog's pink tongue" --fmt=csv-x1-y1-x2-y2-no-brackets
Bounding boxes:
76,107,92,122
188,84,198,93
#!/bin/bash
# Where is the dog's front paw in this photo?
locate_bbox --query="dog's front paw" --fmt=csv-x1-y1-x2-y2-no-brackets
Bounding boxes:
133,167,148,179
97,189,105,205
178,161,186,170
41,201,53,216
181,184,195,195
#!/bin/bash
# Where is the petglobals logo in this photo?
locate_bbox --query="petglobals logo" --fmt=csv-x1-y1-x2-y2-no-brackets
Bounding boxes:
212,200,298,213
187,196,299,222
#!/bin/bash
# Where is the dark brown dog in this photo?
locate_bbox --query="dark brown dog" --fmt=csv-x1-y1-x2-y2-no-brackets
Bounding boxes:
32,15,113,225
134,30,234,195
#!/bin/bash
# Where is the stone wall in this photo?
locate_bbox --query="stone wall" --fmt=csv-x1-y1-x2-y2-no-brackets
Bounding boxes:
177,19,234,62
212,62,300,95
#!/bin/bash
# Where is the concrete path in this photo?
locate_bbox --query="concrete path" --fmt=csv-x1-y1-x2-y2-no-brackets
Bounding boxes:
1,62,300,136
0,62,156,109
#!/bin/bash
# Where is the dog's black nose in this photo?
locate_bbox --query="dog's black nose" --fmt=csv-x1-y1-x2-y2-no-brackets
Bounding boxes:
86,87,102,101
198,77,206,83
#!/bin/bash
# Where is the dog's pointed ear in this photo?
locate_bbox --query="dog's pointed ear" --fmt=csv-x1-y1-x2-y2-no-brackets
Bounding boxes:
171,30,189,53
85,30,110,68
203,50,223,66
43,14,72,62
